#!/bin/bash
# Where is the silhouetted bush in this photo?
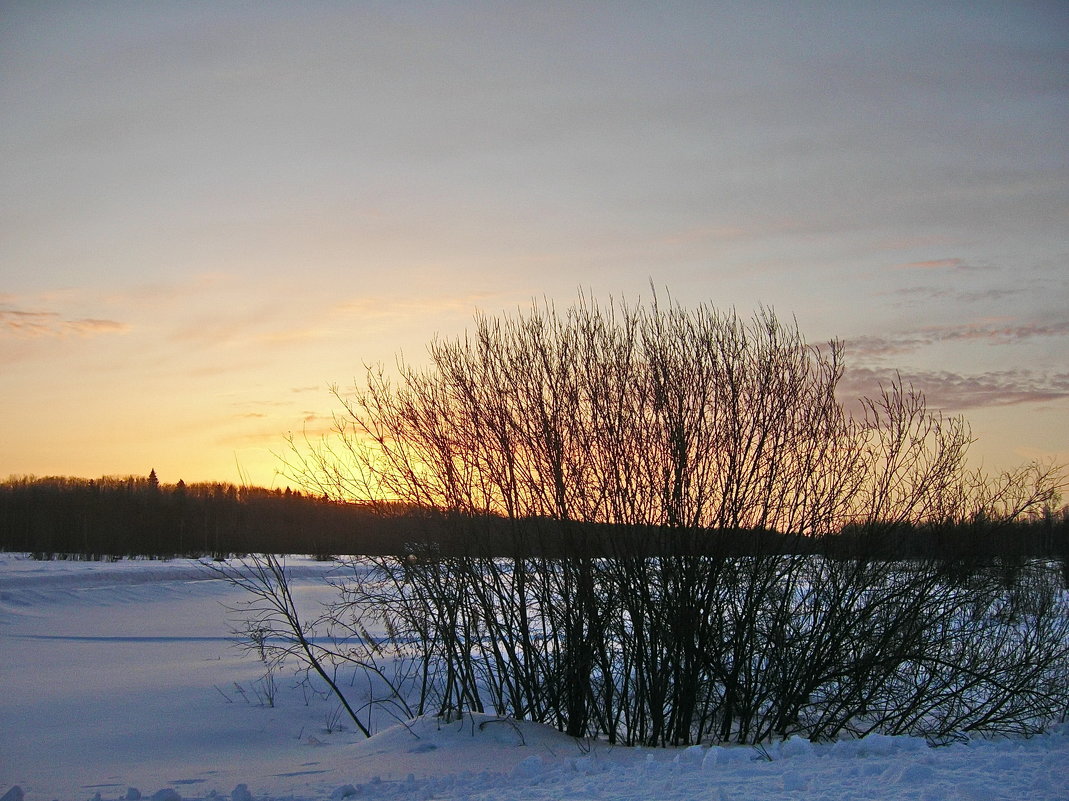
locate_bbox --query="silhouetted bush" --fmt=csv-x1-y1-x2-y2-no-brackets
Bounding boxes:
224,295,1066,745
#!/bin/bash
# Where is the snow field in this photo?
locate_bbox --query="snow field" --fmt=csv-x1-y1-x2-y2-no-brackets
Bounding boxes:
1,554,1067,801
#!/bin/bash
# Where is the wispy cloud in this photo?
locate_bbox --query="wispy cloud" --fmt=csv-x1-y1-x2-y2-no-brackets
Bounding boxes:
168,304,321,350
658,225,751,246
890,257,995,274
0,308,130,338
334,292,500,322
895,258,967,271
875,235,956,251
885,286,1022,304
656,219,803,247
253,327,328,346
840,367,1069,411
231,399,293,411
847,318,1069,358
69,318,129,335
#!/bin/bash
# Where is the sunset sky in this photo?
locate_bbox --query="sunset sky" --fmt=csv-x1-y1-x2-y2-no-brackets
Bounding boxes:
3,1,1067,488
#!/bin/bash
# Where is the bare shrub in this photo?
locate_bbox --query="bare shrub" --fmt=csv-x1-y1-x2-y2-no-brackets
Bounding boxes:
233,293,1065,744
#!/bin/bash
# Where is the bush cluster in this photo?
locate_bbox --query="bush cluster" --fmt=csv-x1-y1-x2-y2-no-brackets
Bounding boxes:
226,295,1067,746
326,540,1069,746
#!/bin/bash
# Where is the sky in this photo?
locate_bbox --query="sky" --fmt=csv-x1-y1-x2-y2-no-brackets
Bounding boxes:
2,0,1067,488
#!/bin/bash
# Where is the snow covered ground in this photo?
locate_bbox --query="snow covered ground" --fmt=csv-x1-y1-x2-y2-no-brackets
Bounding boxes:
1,553,1067,801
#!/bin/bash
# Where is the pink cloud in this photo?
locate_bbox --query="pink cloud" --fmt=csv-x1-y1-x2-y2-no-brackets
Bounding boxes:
847,318,1069,358
67,318,129,335
886,286,1020,304
875,235,955,251
897,258,965,270
0,309,130,339
839,366,1069,412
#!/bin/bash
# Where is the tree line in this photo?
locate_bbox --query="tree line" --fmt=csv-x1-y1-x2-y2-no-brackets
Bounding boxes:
2,472,1067,572
0,472,438,559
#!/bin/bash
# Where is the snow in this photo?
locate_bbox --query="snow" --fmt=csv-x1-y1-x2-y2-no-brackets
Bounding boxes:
2,552,1067,801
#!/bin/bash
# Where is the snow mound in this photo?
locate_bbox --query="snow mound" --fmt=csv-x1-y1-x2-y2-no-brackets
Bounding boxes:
343,712,585,779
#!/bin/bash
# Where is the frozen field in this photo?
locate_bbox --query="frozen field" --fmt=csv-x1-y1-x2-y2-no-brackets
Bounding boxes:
1,553,1067,800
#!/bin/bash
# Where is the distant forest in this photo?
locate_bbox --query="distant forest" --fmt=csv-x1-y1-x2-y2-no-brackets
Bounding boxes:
1,472,1068,577
0,472,429,559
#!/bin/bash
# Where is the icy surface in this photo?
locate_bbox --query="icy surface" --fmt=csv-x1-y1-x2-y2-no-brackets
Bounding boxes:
1,552,1067,800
